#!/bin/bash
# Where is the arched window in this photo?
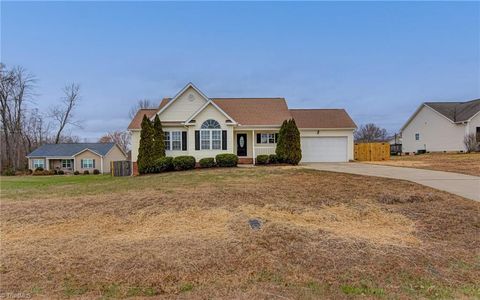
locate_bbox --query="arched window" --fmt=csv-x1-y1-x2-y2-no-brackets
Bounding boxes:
201,119,221,129
200,119,222,150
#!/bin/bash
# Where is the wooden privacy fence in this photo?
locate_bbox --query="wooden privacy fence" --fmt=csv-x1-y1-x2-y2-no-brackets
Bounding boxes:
354,143,390,161
111,161,131,176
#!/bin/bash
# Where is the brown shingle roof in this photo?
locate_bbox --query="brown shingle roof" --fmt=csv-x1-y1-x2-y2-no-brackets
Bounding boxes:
289,109,357,129
127,109,157,130
159,98,171,109
212,98,292,126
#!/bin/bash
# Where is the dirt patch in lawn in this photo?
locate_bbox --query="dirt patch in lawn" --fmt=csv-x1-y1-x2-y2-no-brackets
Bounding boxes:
366,152,480,176
1,167,479,299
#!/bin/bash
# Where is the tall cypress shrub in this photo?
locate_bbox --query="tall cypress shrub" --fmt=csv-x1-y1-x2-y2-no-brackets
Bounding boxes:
137,115,154,174
152,114,165,161
275,120,288,162
286,119,302,165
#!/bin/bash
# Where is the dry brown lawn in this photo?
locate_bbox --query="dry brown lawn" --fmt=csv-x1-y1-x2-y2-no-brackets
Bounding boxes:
1,167,479,299
365,152,480,176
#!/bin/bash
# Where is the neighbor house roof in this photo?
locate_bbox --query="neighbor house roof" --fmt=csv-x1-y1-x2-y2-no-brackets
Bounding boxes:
425,99,480,122
289,109,357,129
27,143,117,157
212,98,292,126
128,109,158,130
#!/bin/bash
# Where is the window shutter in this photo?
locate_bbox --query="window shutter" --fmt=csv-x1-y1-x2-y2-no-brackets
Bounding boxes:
195,130,200,150
275,133,278,143
81,159,83,168
182,131,187,151
257,133,261,144
93,159,96,168
222,130,227,150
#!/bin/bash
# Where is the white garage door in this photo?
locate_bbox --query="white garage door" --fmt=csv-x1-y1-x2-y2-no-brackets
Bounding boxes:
301,137,348,162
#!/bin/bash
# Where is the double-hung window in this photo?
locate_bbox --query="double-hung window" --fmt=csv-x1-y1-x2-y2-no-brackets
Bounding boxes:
171,131,181,150
415,133,420,141
164,131,182,151
260,133,276,144
200,119,222,150
82,159,94,168
164,132,171,150
33,159,45,169
62,159,72,169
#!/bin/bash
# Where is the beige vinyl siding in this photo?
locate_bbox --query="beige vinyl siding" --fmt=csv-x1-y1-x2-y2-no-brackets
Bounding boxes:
189,104,234,160
131,130,140,162
74,150,102,173
103,145,127,173
158,87,207,121
467,112,480,137
402,105,466,153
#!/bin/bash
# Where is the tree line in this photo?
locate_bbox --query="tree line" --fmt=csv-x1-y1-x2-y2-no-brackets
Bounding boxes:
0,64,82,171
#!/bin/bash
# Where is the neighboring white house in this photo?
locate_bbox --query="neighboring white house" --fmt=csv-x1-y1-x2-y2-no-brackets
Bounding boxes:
128,83,357,173
401,99,480,154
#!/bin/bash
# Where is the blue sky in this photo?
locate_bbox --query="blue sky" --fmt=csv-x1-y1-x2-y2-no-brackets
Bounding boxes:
2,1,479,140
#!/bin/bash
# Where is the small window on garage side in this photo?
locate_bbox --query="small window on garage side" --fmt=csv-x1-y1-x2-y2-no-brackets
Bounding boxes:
476,127,480,143
415,133,420,141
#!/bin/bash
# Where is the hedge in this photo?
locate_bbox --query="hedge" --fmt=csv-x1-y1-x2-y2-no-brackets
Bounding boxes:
268,154,278,164
83,170,90,175
256,155,269,165
93,169,100,175
199,157,216,168
216,154,238,167
154,157,174,173
173,156,196,171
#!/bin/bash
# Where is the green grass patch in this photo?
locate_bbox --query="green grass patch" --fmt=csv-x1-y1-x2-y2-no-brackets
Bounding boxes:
341,283,385,297
63,278,88,297
179,283,194,293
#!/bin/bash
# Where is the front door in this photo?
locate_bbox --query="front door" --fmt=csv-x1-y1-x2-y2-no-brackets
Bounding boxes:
237,134,247,156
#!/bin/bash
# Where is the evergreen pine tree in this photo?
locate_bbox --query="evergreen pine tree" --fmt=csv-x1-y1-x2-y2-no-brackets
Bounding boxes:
137,115,154,174
275,120,288,162
152,114,165,161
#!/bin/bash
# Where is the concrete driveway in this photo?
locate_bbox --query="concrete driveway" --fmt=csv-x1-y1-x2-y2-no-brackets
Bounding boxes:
304,162,480,201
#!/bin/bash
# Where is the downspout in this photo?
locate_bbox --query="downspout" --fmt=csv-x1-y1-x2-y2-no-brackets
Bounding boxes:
101,156,104,174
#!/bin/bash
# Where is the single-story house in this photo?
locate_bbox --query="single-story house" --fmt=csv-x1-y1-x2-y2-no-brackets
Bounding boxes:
401,99,480,154
128,83,356,173
26,143,127,174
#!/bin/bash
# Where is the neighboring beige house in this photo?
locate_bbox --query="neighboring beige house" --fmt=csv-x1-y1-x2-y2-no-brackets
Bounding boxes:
401,99,480,154
26,143,127,174
128,83,356,173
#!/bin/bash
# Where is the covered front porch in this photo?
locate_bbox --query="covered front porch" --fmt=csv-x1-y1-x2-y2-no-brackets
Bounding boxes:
233,129,278,164
48,158,75,173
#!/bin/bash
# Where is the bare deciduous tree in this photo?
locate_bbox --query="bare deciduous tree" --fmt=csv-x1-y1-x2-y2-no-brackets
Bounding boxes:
463,133,479,153
50,83,81,144
98,130,131,153
129,99,155,119
0,64,36,170
354,123,390,143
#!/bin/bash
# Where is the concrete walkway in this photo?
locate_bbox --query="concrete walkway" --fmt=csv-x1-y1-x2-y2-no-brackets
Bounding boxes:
304,163,480,201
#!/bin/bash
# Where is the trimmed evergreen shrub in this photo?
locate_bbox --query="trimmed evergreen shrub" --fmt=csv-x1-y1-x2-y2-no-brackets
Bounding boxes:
47,170,55,175
268,154,278,164
137,115,155,174
152,114,166,161
256,155,269,165
199,157,216,168
35,167,44,172
173,156,196,171
154,157,174,173
58,170,65,175
275,119,302,165
285,119,302,165
74,171,80,175
2,168,15,176
83,170,90,175
216,154,238,167
93,169,100,175
53,170,58,175
27,169,33,175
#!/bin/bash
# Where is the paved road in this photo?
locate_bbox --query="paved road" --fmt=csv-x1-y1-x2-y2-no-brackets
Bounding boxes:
304,162,480,201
